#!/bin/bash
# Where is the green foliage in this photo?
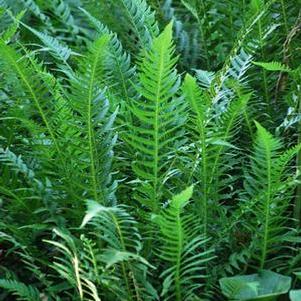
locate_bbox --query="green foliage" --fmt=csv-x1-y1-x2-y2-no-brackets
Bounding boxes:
67,35,117,205
242,122,301,269
154,186,215,300
0,279,41,301
253,61,292,73
0,0,300,300
126,23,185,212
220,270,292,301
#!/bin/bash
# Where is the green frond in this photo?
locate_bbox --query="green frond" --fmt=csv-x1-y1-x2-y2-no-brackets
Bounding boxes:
1,9,25,43
117,0,159,49
0,147,35,181
194,69,215,89
154,186,215,301
67,35,117,205
126,23,186,212
162,0,200,69
81,8,136,103
0,39,63,162
183,74,249,238
0,279,41,301
253,61,292,73
212,49,253,108
242,122,301,269
19,21,74,63
81,201,142,254
17,0,52,27
81,200,158,300
49,0,79,34
46,228,102,301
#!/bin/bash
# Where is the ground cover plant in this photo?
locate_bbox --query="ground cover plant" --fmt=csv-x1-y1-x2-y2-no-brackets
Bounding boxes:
0,0,301,300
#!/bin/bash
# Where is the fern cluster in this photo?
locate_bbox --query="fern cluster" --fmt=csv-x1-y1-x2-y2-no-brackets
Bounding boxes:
0,0,301,300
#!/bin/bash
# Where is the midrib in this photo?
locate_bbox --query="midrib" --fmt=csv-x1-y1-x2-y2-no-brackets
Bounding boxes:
87,51,101,203
153,43,164,213
260,140,272,269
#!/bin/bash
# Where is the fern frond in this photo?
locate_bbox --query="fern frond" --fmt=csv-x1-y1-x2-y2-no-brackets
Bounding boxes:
17,0,52,28
1,9,24,43
81,201,157,301
242,122,301,268
126,23,186,212
162,0,200,69
154,186,215,301
0,147,35,181
117,0,159,49
49,0,80,34
46,228,102,301
253,61,291,72
81,8,136,103
67,35,117,205
0,279,41,301
212,49,253,109
0,39,63,162
19,21,74,63
183,74,249,238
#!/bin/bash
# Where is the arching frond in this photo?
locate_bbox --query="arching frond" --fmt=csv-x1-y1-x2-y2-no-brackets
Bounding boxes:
17,0,52,27
81,8,136,104
162,0,200,69
20,21,74,63
49,0,80,34
45,228,102,301
0,40,65,165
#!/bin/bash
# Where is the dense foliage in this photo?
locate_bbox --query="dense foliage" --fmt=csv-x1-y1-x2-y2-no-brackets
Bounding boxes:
0,0,301,300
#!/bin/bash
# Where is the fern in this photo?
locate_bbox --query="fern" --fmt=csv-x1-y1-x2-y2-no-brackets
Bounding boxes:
0,279,41,301
0,39,64,162
154,186,215,301
45,228,101,301
17,0,52,28
81,200,157,301
183,74,249,239
0,9,24,43
0,147,35,181
126,23,186,212
0,1,300,300
162,0,200,69
117,0,159,49
242,122,301,269
49,0,80,34
253,61,292,72
67,35,117,205
19,21,74,63
80,8,136,104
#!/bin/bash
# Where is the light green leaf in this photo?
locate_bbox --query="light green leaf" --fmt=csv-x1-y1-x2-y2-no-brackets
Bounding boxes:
253,61,291,72
220,270,291,301
290,290,301,301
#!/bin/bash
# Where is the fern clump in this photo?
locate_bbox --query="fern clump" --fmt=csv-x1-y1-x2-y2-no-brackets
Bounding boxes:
0,0,300,300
